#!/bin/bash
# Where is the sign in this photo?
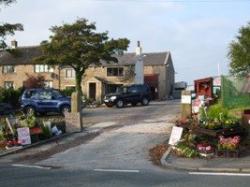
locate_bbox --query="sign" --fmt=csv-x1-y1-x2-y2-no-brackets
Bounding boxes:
17,128,31,145
181,95,191,104
65,112,82,133
192,98,202,114
168,126,183,145
213,77,221,86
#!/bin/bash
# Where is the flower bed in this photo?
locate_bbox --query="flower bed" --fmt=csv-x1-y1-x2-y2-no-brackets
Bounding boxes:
0,114,66,151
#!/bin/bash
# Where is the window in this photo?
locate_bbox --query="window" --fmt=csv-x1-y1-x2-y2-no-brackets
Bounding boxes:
3,65,15,73
128,86,138,93
4,81,14,89
34,65,54,73
107,67,124,77
38,90,52,100
44,81,53,88
65,69,75,78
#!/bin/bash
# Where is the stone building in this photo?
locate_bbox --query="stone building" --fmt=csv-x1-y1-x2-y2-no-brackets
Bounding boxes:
0,43,175,101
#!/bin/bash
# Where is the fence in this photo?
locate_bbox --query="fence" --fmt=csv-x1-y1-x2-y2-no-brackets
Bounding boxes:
221,75,250,109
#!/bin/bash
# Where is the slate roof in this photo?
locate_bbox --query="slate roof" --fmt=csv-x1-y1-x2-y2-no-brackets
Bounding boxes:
0,46,42,65
0,46,171,66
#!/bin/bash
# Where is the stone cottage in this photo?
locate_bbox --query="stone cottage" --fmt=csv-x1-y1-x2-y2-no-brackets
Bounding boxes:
0,42,175,101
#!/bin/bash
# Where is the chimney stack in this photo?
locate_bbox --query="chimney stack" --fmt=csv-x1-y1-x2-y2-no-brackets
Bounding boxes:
135,40,144,84
11,40,18,49
135,40,142,56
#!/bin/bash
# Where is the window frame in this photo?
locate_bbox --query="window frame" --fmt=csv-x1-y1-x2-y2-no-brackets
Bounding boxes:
4,81,14,89
44,80,53,88
2,65,15,74
65,68,76,79
34,64,54,73
107,67,124,77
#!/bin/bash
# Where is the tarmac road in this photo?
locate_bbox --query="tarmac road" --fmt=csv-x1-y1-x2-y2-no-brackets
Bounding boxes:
1,100,250,186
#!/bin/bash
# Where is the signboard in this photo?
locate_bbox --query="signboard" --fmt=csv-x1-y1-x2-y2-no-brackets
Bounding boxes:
181,95,191,104
65,112,81,133
17,127,31,145
168,126,183,145
213,77,221,86
192,98,202,114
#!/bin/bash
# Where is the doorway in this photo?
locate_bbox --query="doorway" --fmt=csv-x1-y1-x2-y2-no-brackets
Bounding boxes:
89,83,96,101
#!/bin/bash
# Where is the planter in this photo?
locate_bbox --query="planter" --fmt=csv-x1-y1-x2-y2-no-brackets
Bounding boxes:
216,149,240,158
30,127,42,135
30,127,43,143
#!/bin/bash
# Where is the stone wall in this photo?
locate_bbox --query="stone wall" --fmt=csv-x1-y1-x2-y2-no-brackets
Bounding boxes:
0,64,60,89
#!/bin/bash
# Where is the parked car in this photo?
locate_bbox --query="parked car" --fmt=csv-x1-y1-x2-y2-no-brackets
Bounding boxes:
103,84,151,108
20,88,71,115
0,103,14,115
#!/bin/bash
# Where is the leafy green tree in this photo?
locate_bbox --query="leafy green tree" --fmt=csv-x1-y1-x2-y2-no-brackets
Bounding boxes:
0,0,23,49
228,22,250,76
36,18,129,94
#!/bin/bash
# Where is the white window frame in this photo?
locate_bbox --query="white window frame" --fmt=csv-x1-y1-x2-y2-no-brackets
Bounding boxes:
65,68,75,79
4,81,14,89
34,65,54,73
2,65,15,74
44,80,53,88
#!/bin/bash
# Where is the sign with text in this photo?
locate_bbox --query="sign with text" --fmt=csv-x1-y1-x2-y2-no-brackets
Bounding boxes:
168,126,183,145
17,127,31,145
181,95,191,104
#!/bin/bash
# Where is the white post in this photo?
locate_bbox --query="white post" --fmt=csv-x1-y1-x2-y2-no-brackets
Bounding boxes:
135,41,144,85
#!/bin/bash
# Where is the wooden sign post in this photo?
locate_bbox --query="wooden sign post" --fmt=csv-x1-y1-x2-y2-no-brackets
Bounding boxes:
181,90,192,119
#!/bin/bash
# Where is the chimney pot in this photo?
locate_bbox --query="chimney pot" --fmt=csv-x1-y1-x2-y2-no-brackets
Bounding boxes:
137,41,140,47
135,40,142,56
11,40,18,49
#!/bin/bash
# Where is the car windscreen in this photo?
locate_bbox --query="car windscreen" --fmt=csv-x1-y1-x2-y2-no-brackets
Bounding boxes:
24,90,37,99
116,86,128,94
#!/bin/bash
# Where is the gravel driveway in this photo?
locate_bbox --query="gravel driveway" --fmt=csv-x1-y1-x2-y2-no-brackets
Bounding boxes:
38,100,180,171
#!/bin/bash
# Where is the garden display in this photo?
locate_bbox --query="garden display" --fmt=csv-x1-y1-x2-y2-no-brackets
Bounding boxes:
173,101,246,159
0,114,66,151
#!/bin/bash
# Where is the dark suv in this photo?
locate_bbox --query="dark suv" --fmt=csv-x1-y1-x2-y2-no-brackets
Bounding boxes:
20,88,71,115
103,84,151,108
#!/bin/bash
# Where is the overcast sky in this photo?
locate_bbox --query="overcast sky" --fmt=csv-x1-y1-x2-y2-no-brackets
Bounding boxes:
1,0,250,84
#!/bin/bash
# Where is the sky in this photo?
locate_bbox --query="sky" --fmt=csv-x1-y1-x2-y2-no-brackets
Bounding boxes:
1,0,250,84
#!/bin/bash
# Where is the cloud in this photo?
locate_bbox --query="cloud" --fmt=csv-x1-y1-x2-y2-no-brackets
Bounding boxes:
1,0,250,83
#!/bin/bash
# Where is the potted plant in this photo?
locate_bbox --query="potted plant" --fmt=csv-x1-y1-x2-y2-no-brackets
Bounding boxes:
196,142,214,157
222,116,239,129
218,135,240,151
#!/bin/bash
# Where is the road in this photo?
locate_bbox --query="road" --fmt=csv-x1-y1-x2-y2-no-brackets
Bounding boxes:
1,100,250,186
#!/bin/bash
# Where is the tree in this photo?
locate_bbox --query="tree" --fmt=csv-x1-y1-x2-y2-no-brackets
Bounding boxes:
0,0,23,49
23,74,45,89
36,18,129,94
228,22,250,76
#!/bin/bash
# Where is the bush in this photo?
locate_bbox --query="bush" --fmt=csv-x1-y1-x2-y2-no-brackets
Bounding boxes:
175,142,199,158
207,103,228,121
0,87,23,107
61,87,75,96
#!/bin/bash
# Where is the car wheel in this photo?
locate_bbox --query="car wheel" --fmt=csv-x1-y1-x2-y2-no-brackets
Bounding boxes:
61,105,70,115
141,98,149,106
25,106,36,116
116,100,124,108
